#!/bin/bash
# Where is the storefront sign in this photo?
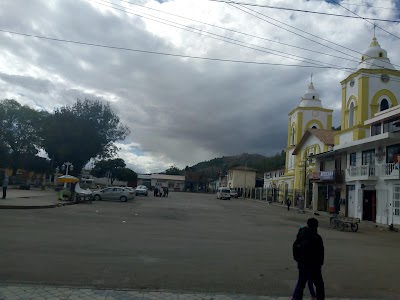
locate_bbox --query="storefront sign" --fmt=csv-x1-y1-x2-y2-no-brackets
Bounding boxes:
320,171,335,180
309,172,320,180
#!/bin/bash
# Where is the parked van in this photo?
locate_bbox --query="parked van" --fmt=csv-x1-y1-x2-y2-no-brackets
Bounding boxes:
217,187,231,200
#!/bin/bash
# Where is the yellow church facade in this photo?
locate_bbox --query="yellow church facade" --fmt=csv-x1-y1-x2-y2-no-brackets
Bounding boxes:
264,37,400,206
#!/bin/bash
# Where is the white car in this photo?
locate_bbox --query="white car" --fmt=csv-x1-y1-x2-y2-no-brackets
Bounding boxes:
135,185,148,196
92,187,135,202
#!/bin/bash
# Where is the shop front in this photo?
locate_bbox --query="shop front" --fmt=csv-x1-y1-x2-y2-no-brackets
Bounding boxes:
311,170,344,214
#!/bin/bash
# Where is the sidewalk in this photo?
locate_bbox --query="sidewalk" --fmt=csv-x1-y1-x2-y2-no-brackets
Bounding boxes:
0,284,375,300
0,187,65,209
246,198,391,231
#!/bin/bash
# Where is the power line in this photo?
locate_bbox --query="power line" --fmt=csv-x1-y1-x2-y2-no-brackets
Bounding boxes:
115,0,361,64
307,0,400,11
93,0,352,70
228,3,400,70
0,29,351,68
206,0,400,23
333,1,400,40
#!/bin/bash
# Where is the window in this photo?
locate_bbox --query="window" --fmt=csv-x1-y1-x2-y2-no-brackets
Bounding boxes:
312,96,315,99
386,144,400,163
349,102,354,128
335,157,342,170
312,125,317,129
319,161,325,171
379,52,383,58
291,127,295,145
380,99,389,111
362,149,375,165
350,153,356,166
371,123,381,136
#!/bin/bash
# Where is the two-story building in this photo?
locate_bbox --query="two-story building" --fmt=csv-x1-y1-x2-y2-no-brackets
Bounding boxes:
227,166,257,190
265,36,400,217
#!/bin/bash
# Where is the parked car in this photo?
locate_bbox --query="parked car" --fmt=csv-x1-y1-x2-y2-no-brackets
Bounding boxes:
217,187,231,200
92,187,135,202
230,189,238,198
135,185,148,196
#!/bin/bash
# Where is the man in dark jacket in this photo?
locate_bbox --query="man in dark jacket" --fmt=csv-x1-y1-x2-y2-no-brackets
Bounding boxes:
291,218,325,300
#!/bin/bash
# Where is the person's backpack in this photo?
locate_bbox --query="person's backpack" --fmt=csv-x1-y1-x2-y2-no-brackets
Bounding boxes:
292,227,311,262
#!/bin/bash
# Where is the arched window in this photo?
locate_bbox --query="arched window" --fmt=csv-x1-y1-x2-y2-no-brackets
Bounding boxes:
349,102,355,128
379,52,383,58
312,125,317,129
380,98,389,111
291,127,295,145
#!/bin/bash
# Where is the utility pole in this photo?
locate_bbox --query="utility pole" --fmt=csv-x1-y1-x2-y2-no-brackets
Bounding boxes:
244,161,247,199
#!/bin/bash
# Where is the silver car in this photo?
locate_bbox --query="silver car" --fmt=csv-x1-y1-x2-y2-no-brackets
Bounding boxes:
92,187,135,202
135,185,148,196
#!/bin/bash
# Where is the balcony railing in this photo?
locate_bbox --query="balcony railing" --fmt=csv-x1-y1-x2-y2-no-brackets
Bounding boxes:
347,163,400,179
347,164,376,177
382,163,396,176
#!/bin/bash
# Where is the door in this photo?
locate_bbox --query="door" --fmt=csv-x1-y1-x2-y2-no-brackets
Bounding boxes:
347,186,356,218
363,190,376,222
393,185,400,225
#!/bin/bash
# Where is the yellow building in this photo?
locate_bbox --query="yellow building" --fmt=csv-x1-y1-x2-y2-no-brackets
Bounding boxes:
264,79,334,203
264,36,400,207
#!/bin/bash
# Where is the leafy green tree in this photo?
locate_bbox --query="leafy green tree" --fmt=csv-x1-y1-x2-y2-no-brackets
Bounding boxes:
0,99,46,175
165,166,182,175
116,167,137,182
42,99,130,172
90,158,126,184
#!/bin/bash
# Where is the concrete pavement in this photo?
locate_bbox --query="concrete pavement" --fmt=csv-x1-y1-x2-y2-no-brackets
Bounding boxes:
0,284,374,300
0,187,68,208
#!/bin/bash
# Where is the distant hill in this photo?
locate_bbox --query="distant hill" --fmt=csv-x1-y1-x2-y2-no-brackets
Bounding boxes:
185,151,285,179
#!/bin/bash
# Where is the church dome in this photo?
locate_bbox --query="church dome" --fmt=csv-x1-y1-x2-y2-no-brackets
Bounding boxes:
358,37,395,70
299,82,322,108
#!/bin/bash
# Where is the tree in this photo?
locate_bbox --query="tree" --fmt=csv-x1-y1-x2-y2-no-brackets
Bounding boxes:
90,158,126,184
116,167,137,182
42,99,130,172
0,99,46,175
165,166,182,175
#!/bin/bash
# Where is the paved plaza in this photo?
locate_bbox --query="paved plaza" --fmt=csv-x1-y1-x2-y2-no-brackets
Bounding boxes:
0,192,398,299
0,284,375,300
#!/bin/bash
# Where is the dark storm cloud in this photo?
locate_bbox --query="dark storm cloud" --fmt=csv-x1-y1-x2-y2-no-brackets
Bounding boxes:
0,0,399,172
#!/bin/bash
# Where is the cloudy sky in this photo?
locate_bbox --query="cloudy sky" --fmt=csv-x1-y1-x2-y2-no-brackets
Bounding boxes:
1,0,400,173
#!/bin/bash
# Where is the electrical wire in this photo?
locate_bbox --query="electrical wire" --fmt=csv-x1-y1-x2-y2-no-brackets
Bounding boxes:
228,3,400,71
93,0,353,70
0,28,351,68
114,0,360,64
333,1,400,40
206,0,400,23
307,0,400,11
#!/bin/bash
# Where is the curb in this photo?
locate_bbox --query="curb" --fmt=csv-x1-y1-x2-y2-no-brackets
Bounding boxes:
0,201,79,210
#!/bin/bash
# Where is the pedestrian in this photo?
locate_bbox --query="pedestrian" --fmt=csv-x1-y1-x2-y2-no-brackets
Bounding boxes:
165,187,169,197
2,176,9,199
291,218,325,300
154,187,158,197
287,197,292,211
296,193,300,207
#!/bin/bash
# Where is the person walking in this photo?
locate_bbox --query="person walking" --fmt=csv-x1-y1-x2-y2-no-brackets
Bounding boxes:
154,187,158,197
291,218,325,300
287,198,292,211
2,176,9,199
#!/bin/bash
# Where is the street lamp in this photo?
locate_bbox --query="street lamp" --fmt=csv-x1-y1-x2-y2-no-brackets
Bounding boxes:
59,162,74,188
62,162,74,175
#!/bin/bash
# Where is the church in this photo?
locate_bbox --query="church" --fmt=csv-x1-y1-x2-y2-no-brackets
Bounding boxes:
264,36,400,225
